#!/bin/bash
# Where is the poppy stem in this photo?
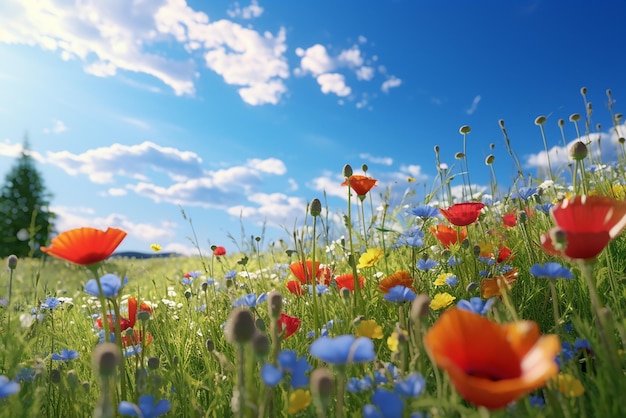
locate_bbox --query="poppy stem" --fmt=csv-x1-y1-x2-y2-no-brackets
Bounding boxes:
89,265,112,344
359,198,368,248
346,178,363,314
548,279,561,336
111,299,127,402
311,216,320,340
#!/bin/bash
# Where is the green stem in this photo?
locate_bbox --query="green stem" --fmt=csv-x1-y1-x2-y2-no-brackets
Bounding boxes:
346,179,362,313
548,279,561,336
111,299,127,401
312,217,320,339
88,265,112,343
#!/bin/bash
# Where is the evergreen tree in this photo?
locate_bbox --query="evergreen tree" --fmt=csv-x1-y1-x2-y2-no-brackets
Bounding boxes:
0,136,56,257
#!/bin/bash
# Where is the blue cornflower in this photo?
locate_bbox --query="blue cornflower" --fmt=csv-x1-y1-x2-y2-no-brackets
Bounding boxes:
416,258,438,271
384,286,416,303
529,395,546,409
407,205,439,218
186,271,202,279
529,262,573,280
535,203,553,213
261,350,311,389
0,376,19,399
477,256,495,266
396,230,425,248
118,395,171,418
457,297,496,315
574,338,591,352
347,375,373,393
15,368,36,383
225,270,237,280
511,186,538,200
309,335,375,365
41,297,60,310
308,284,330,296
85,274,128,298
556,342,575,368
181,278,193,286
232,293,266,308
445,275,459,287
364,388,405,418
51,349,79,361
447,255,462,266
394,373,426,398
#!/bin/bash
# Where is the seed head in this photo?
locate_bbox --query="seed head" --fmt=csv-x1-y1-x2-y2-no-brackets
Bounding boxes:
485,154,495,165
534,115,547,126
558,119,564,127
205,338,215,352
310,198,322,217
454,152,465,160
569,113,581,122
92,343,121,378
498,119,505,128
459,125,471,134
7,255,17,270
580,86,587,95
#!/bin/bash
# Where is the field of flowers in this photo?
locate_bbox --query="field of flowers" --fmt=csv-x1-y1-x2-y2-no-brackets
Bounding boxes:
1,88,626,417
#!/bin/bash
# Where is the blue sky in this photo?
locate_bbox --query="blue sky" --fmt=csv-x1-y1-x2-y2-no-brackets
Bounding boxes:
1,0,625,255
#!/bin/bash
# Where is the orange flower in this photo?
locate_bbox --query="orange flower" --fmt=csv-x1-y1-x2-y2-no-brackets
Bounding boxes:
378,270,414,293
96,297,153,348
481,268,518,298
286,280,305,296
540,195,626,260
430,225,467,248
290,260,322,284
41,227,127,266
335,273,365,291
440,202,485,226
424,308,560,410
342,175,378,197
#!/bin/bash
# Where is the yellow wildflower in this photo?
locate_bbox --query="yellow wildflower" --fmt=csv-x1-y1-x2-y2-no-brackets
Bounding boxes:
288,389,311,414
612,184,626,200
407,177,416,183
476,241,494,257
356,320,383,339
550,373,585,397
357,248,384,269
150,243,162,252
430,293,456,310
386,329,408,352
434,272,454,287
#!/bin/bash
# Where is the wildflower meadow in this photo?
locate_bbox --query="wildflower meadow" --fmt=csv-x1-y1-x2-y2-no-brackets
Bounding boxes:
2,88,626,417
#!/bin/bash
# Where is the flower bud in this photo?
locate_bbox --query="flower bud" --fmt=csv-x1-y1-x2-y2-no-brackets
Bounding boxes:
137,310,151,322
569,113,581,122
252,331,270,356
619,137,626,145
310,198,322,217
580,86,587,95
498,119,505,128
205,339,215,352
361,163,368,173
558,119,564,127
147,357,160,370
466,282,478,292
255,317,266,332
225,308,256,345
267,291,282,319
534,116,547,125
342,164,353,178
340,287,351,300
454,152,465,159
434,145,440,153
184,289,192,300
50,369,61,384
7,254,17,270
485,154,495,165
615,113,623,123
410,294,431,321
310,367,334,399
459,125,471,134
92,343,121,378
569,141,588,161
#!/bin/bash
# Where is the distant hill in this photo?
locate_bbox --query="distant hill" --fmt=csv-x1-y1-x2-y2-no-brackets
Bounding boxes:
111,251,182,260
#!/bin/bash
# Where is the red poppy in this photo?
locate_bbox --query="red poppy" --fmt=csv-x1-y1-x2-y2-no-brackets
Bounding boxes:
540,195,626,260
430,225,467,248
290,260,325,284
496,246,513,264
481,268,518,299
96,297,153,347
502,212,517,227
41,227,127,266
317,265,333,285
213,246,227,256
439,202,485,227
341,175,378,197
277,312,301,339
335,273,365,291
424,308,560,410
286,280,305,296
378,270,414,293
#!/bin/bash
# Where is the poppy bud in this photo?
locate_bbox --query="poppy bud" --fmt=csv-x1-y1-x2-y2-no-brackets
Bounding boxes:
615,113,623,123
569,141,588,161
310,367,334,406
147,357,160,370
205,338,215,352
201,282,208,292
50,369,61,384
268,291,282,319
362,163,368,173
225,308,256,345
558,119,564,127
534,116,547,125
455,152,465,159
466,282,478,292
255,317,266,332
498,119,505,128
459,125,471,134
569,113,581,122
352,315,365,327
310,198,322,217
410,294,431,321
7,254,17,270
485,154,495,165
619,137,626,145
342,164,353,178
137,311,151,322
252,331,270,356
340,287,351,300
434,145,440,153
93,342,121,378
580,86,587,95
184,289,192,300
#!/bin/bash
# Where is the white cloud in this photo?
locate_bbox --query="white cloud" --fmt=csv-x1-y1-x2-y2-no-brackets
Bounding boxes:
309,172,347,199
287,178,298,191
358,35,367,44
107,188,127,196
43,119,68,134
227,0,264,19
226,192,307,227
0,0,288,105
295,44,334,76
51,205,176,242
317,73,351,97
359,153,393,166
381,76,402,93
336,47,364,68
356,66,375,81
466,95,482,115
0,140,45,162
46,141,205,184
